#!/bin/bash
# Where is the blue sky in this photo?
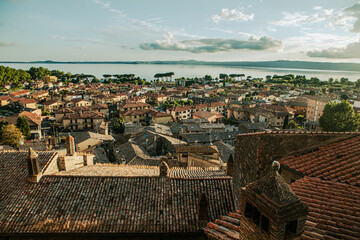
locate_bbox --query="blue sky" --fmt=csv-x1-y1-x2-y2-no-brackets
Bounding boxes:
1,0,360,62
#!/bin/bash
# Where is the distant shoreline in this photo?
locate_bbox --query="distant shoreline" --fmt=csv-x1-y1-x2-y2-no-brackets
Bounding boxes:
1,60,360,72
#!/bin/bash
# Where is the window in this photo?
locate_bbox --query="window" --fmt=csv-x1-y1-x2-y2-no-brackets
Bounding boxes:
244,202,269,231
261,215,269,231
285,220,298,235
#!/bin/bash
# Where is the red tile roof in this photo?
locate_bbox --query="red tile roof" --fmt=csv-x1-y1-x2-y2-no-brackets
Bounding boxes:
118,101,151,109
204,210,270,240
291,177,360,240
19,98,37,104
9,90,30,97
168,105,192,112
208,102,226,107
204,176,360,240
279,136,360,186
62,112,104,120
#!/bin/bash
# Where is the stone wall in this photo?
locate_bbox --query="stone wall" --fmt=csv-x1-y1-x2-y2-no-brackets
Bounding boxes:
233,132,356,202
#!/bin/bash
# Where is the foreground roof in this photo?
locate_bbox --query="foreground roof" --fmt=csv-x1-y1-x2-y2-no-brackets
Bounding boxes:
280,135,360,186
1,175,234,235
204,176,360,240
291,176,360,240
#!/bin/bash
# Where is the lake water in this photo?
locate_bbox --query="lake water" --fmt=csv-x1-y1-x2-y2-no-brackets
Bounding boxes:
2,63,360,82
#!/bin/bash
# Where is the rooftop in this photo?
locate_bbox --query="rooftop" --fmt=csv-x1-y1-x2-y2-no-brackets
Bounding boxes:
279,135,360,186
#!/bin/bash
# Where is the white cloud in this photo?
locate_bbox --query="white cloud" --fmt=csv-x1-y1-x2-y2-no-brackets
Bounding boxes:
307,40,360,59
271,8,334,27
93,0,110,9
212,9,254,23
284,33,359,52
140,32,281,53
344,2,360,33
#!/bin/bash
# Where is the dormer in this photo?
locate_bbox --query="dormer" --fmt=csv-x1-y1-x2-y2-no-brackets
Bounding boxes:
238,161,308,240
197,193,208,223
159,161,169,177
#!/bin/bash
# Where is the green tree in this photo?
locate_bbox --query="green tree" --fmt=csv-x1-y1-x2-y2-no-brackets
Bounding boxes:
286,120,298,129
356,79,360,88
1,124,23,147
319,101,360,132
16,116,31,139
341,93,349,101
296,115,305,125
0,120,8,134
113,117,125,134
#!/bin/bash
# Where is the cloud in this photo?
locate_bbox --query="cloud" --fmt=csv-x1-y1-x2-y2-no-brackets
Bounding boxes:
307,41,360,59
344,2,360,32
52,35,120,46
0,41,14,47
93,0,110,9
139,32,281,53
212,9,254,23
271,7,334,27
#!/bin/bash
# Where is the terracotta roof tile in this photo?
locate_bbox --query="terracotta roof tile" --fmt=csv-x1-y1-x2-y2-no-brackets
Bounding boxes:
280,136,360,186
291,177,360,240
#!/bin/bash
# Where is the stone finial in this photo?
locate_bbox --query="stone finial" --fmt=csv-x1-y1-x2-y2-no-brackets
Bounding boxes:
159,161,169,177
121,155,126,164
29,147,38,159
272,161,280,172
197,193,208,222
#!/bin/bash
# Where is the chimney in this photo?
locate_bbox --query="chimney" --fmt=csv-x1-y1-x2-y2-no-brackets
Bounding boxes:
26,148,42,183
238,161,308,240
197,193,208,222
226,154,234,176
159,161,169,177
66,133,76,156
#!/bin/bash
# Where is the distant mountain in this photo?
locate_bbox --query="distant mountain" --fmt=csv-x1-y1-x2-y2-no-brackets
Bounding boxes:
1,60,360,72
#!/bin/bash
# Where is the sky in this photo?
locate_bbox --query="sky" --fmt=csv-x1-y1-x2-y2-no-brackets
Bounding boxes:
1,0,360,62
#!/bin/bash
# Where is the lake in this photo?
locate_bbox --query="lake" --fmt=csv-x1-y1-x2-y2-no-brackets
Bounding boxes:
2,63,360,82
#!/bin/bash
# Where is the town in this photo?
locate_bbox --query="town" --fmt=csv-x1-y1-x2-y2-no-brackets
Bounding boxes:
0,65,359,239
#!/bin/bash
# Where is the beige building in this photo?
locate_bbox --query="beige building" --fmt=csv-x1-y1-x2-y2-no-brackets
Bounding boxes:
175,145,222,169
118,101,152,112
61,112,105,131
167,105,192,121
43,75,58,82
70,131,115,152
43,100,65,112
306,96,338,122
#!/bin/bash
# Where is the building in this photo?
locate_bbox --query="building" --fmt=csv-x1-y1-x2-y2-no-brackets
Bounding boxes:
61,112,105,131
1,131,359,239
43,99,65,112
118,101,152,112
306,95,337,122
69,131,115,152
167,105,193,121
0,111,42,139
9,90,31,98
43,75,58,82
193,110,224,123
206,131,360,240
